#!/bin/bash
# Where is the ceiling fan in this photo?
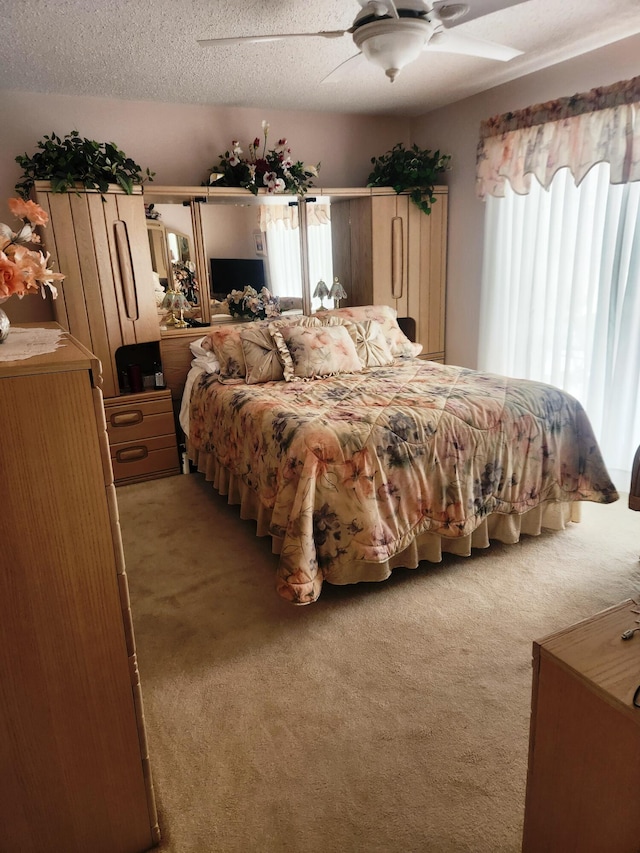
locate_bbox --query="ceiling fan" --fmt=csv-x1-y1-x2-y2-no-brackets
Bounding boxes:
197,0,527,83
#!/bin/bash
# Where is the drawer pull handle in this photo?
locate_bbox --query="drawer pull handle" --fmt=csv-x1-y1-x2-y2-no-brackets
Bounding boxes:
111,410,143,427
116,446,148,463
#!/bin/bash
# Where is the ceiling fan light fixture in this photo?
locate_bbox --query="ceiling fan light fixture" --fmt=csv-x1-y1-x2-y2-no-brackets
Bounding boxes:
353,19,430,82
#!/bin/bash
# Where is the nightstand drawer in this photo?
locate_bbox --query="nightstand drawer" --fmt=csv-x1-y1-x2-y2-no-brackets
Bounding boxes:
110,434,179,484
105,392,174,444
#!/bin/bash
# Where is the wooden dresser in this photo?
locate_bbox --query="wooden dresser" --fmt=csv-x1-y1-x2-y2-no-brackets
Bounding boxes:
0,326,159,852
523,599,640,852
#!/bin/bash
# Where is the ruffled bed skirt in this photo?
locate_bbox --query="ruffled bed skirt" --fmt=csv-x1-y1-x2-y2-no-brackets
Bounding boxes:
190,445,581,588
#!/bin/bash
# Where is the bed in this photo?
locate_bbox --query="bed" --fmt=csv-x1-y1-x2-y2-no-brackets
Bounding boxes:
180,305,618,604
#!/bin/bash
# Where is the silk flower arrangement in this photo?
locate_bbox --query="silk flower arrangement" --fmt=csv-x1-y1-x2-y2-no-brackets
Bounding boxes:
0,198,64,300
209,121,319,196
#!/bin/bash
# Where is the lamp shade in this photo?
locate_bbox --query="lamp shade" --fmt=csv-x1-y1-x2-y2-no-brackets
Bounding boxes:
313,279,330,299
162,288,190,311
329,278,347,301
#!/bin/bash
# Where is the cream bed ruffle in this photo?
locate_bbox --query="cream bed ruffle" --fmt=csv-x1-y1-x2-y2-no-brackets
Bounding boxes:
190,444,581,587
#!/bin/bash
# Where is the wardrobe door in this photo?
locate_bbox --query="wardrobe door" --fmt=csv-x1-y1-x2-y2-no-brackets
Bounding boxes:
371,194,410,318
34,183,160,397
408,188,448,361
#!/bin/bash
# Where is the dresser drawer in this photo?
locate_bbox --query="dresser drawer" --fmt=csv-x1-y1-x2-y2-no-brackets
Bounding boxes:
105,391,174,444
110,434,180,484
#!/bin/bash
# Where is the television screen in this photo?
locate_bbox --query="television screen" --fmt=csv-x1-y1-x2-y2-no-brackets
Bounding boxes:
210,258,266,300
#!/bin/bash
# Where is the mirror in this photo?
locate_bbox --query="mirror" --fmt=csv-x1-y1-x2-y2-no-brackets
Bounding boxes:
166,229,191,267
304,197,339,313
147,221,169,284
144,187,372,334
200,194,306,317
146,204,204,330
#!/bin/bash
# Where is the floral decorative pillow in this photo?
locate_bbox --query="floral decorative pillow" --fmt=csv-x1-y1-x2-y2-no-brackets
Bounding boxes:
203,325,247,383
202,315,318,383
321,304,422,358
317,317,394,368
240,325,284,384
270,323,362,381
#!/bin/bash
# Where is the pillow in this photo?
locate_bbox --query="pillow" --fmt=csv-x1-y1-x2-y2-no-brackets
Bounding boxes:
346,319,394,367
203,325,247,382
190,336,215,359
240,325,284,384
321,305,422,358
315,316,394,366
202,315,319,383
271,323,362,381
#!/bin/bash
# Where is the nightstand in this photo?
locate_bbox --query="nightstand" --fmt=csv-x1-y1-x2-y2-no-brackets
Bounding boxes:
104,388,180,484
522,599,640,852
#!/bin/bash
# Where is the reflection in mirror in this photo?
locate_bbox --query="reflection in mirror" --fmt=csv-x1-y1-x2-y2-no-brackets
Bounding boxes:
201,196,306,316
147,204,203,330
167,230,191,267
305,198,335,313
147,221,169,284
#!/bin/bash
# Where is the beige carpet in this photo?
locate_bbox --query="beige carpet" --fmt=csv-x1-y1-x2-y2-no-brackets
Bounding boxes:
118,473,640,853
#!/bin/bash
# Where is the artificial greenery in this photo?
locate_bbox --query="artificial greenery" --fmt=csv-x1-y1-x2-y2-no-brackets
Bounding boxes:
367,142,451,215
14,130,155,199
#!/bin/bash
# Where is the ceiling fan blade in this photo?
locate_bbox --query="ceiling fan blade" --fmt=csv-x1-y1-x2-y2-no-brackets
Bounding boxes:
426,29,522,60
321,51,368,84
434,0,532,28
198,30,346,47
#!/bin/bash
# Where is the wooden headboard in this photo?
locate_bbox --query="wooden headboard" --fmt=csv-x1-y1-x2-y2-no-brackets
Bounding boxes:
159,328,209,404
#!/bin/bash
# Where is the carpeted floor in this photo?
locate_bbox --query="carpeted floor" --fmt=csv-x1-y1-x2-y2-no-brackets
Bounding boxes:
118,473,640,853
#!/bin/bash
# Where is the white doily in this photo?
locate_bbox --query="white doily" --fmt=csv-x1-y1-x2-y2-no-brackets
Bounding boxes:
0,327,65,362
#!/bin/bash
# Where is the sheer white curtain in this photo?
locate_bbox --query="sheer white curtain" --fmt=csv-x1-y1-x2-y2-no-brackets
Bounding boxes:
307,220,334,312
264,220,302,298
478,163,640,484
262,201,334,309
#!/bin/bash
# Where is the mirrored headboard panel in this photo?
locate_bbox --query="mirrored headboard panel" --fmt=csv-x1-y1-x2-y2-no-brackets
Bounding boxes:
143,186,377,335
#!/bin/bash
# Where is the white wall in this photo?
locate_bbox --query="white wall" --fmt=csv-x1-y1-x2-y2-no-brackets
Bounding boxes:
0,90,409,323
412,32,640,369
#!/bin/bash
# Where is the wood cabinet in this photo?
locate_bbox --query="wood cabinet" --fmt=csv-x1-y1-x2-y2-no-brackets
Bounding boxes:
33,183,179,484
0,326,159,852
159,326,211,407
105,388,180,483
33,182,160,400
330,188,448,362
522,599,640,853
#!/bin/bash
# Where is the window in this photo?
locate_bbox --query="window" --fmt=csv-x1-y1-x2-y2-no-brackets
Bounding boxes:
478,162,640,483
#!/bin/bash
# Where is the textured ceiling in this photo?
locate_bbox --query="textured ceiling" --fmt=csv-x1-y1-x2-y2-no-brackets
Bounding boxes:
2,0,640,117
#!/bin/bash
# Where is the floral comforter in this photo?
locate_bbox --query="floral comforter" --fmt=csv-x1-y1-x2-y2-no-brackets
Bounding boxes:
189,360,618,604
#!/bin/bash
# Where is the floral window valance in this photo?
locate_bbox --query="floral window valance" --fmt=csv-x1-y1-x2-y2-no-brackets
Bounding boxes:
476,75,640,199
258,204,299,232
258,203,330,232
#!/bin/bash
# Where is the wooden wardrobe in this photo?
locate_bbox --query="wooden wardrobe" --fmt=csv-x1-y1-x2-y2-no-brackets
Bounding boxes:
0,327,159,853
33,183,180,485
329,187,448,362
